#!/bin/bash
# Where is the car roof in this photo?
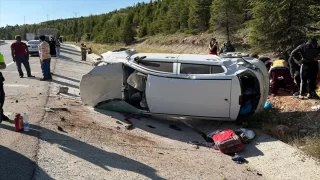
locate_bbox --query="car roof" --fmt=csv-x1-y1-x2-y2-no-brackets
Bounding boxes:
27,40,39,43
101,50,252,76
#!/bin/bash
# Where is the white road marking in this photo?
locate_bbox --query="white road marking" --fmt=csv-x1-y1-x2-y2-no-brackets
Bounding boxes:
4,84,30,88
7,62,14,66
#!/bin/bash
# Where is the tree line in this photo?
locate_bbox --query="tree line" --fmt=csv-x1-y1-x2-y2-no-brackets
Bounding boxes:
0,0,319,53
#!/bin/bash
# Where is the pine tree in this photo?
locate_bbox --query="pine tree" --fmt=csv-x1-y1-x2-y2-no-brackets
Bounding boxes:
210,0,246,40
188,0,212,31
250,0,317,53
120,14,135,45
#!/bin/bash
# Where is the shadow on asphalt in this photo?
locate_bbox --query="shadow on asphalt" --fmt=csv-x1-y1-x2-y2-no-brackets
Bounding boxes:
1,122,165,180
0,145,53,180
51,79,79,89
52,73,80,83
60,49,81,56
59,55,90,65
60,46,79,53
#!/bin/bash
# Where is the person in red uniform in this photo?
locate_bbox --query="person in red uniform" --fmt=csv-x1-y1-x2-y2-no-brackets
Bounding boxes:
10,35,35,78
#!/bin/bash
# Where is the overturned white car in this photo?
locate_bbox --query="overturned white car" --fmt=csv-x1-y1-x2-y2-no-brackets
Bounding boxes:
80,49,269,121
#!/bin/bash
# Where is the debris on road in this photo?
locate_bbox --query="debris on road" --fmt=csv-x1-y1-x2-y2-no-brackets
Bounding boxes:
189,141,215,148
116,121,123,125
147,125,155,129
15,100,18,103
232,154,247,164
60,117,66,121
169,124,182,131
58,86,69,94
57,126,67,133
264,101,272,110
123,114,135,130
311,105,320,111
43,107,69,112
235,128,256,143
212,130,244,154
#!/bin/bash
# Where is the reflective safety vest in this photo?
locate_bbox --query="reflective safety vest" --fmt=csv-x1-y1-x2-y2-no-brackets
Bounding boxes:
0,52,4,63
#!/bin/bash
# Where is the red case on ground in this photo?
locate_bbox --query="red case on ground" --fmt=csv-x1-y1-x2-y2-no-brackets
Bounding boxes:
212,129,243,154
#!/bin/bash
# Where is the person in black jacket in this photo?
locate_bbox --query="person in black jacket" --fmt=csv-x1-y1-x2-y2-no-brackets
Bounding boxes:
0,52,9,123
291,38,320,99
288,52,302,96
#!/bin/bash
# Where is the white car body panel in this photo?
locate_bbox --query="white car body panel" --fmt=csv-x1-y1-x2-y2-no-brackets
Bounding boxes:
146,75,232,118
81,50,269,121
80,63,123,106
27,40,40,53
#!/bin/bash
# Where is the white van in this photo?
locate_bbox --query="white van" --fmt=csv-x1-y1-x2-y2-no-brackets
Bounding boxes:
80,50,269,121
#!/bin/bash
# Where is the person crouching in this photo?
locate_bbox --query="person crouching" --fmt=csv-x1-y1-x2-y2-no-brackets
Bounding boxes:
269,57,294,96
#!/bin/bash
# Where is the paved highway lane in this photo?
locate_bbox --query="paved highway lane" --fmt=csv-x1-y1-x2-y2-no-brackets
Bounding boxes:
0,40,51,179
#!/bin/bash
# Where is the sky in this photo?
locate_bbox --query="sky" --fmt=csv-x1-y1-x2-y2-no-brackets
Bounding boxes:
0,0,149,27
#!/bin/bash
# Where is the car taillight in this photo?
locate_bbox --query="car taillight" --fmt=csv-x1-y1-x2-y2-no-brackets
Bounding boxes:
239,95,242,105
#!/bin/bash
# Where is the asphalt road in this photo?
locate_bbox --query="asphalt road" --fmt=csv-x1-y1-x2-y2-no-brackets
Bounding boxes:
0,40,50,179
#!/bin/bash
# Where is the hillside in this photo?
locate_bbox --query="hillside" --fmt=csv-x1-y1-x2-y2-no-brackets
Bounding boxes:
1,0,319,54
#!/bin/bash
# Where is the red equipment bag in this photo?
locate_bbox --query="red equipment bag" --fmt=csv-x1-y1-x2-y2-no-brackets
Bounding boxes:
212,129,243,154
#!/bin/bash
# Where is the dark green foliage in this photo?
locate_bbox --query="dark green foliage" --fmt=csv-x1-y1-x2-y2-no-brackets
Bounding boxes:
0,0,318,53
250,0,319,53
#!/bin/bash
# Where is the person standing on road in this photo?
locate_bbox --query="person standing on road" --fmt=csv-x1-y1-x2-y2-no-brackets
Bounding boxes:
80,43,87,61
38,35,52,81
291,38,320,99
10,35,35,78
0,52,10,123
56,38,61,59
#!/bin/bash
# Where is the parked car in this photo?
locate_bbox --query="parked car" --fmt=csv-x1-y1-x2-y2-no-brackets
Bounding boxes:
27,40,40,56
80,50,269,121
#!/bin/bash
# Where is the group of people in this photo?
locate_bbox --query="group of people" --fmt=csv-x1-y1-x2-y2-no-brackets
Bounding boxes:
208,38,235,55
10,35,52,81
0,35,54,123
289,38,320,99
208,37,320,99
257,38,320,99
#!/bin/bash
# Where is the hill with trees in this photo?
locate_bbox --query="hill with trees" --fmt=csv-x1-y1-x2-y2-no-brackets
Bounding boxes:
0,0,319,53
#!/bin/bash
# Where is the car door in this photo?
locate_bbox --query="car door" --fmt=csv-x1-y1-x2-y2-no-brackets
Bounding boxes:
145,63,232,118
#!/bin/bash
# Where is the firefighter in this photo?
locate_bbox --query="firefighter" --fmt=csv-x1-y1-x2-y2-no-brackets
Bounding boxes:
0,52,9,123
291,38,320,99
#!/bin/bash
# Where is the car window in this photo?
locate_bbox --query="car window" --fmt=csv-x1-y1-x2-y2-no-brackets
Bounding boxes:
211,65,225,73
138,61,173,73
180,64,225,74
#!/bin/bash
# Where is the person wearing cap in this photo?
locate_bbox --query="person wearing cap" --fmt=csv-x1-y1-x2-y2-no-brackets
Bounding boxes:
10,35,35,78
291,38,320,99
0,52,10,123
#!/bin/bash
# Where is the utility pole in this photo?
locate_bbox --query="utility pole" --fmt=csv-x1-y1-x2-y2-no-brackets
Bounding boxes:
24,16,25,25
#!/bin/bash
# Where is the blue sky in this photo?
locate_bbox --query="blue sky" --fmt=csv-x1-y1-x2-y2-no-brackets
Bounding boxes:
0,0,149,27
